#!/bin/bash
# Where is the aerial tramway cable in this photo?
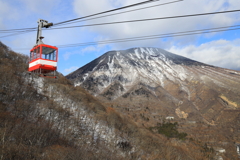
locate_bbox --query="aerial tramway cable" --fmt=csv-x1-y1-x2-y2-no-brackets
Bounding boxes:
47,9,240,31
53,0,161,26
3,7,240,39
56,26,240,48
0,0,162,34
0,0,165,38
0,27,36,33
2,5,240,39
0,29,36,38
2,0,240,51
14,24,240,50
53,0,183,27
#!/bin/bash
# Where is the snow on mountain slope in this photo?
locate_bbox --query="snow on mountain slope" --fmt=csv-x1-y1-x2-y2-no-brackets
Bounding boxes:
67,47,240,98
66,47,240,159
66,47,240,125
67,48,204,95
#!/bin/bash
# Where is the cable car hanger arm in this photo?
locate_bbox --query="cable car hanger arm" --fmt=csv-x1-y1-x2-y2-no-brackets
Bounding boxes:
36,19,53,46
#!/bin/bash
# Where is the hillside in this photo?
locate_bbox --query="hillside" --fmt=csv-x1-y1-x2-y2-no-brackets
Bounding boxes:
0,42,215,159
67,47,240,159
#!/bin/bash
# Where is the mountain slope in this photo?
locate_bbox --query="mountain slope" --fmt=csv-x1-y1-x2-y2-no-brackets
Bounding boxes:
67,47,240,158
0,42,213,159
66,47,240,122
67,48,205,95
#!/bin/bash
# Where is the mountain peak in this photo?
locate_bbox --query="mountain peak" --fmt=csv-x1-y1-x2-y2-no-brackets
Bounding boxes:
66,45,240,115
103,47,205,67
66,47,240,154
66,47,208,93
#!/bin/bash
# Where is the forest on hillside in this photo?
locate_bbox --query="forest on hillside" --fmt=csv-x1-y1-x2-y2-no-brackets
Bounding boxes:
0,41,231,159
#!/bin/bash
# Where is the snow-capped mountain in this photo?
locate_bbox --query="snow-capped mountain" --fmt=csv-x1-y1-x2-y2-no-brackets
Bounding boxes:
67,47,240,125
67,47,204,95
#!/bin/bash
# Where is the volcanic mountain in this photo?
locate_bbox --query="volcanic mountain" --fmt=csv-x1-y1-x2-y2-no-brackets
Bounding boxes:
67,47,240,157
67,47,240,122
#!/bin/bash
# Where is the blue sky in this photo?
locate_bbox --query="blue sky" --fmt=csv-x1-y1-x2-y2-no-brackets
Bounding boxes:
0,0,240,75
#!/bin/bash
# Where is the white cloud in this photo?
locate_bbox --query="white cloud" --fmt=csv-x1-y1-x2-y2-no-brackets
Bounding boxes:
0,0,85,57
72,0,240,48
19,0,61,16
81,46,98,53
0,0,18,29
73,0,112,16
63,51,74,60
79,44,113,57
168,39,240,70
64,66,78,74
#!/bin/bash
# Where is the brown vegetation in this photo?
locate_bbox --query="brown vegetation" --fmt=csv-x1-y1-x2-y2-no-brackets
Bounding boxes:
0,41,220,159
0,42,124,160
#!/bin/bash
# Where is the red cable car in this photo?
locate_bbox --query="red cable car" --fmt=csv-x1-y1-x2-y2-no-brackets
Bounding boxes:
29,44,58,75
28,19,58,78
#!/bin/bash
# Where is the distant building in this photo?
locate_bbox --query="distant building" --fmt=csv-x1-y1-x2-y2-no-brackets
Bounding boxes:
166,116,174,120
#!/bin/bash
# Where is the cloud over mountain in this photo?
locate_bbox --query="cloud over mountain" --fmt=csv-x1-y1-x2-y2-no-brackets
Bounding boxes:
169,39,240,70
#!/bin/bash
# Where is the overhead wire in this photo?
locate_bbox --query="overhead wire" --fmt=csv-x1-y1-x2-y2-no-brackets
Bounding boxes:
0,29,36,38
0,0,169,38
48,9,240,31
53,0,161,26
6,6,234,39
53,0,183,27
14,24,240,50
2,8,240,39
56,26,240,48
1,1,240,36
0,27,36,33
2,2,240,39
2,0,240,51
0,0,161,34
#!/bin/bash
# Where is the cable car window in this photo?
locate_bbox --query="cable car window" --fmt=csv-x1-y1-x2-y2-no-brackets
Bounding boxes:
42,46,56,61
30,52,33,61
36,47,40,59
30,46,40,61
